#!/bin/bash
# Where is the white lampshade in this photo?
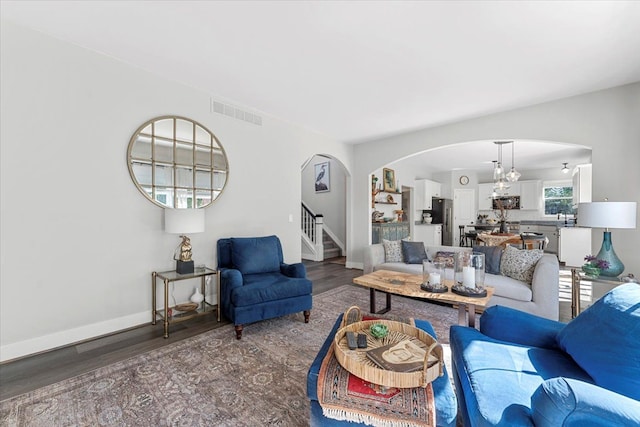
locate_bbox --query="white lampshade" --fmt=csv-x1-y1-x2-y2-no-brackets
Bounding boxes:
578,202,637,229
164,208,205,234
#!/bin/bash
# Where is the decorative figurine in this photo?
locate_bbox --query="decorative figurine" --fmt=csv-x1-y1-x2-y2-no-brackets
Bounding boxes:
179,235,192,261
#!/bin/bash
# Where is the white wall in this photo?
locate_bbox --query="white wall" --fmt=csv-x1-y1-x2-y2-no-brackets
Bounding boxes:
0,22,353,361
350,83,640,275
301,155,347,246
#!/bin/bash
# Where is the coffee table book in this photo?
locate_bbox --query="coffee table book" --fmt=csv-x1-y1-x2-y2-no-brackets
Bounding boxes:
366,340,439,373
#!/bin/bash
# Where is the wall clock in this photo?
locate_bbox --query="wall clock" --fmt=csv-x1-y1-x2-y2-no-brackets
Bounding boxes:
459,175,469,185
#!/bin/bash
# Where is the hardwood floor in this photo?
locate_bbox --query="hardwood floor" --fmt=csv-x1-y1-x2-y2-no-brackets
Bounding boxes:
0,258,360,401
0,259,580,401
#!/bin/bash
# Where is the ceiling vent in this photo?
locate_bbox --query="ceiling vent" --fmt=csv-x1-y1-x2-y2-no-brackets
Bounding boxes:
211,98,262,126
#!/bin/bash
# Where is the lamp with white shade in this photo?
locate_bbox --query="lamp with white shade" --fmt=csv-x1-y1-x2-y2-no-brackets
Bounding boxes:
578,201,637,277
164,209,205,274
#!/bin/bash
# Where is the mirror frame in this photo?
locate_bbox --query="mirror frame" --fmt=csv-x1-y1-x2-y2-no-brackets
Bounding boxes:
127,115,229,208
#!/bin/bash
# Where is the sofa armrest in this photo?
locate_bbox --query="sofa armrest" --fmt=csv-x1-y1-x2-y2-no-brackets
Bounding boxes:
532,377,640,427
364,244,385,273
530,253,560,320
480,306,564,349
281,262,306,278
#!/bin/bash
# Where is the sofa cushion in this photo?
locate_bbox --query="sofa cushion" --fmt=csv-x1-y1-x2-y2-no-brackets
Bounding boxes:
231,272,312,306
230,236,281,275
484,273,532,302
556,283,640,401
433,251,456,268
382,239,403,262
472,245,502,275
402,240,428,264
500,245,543,284
450,325,593,427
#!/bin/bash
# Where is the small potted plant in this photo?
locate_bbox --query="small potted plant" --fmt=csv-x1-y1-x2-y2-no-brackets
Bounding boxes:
582,255,610,278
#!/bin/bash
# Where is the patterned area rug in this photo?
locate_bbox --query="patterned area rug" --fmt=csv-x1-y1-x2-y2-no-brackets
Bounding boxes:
0,285,459,426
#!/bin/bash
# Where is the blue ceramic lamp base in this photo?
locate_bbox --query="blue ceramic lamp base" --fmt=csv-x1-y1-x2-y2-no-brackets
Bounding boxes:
596,231,624,277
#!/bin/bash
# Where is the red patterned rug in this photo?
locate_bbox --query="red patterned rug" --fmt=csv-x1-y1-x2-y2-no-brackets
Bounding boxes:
317,340,435,427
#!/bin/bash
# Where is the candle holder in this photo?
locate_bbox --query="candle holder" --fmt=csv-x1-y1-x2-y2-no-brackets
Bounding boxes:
452,252,487,297
421,260,447,293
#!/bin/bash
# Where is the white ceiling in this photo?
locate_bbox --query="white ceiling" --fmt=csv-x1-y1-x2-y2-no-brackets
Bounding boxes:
2,1,639,171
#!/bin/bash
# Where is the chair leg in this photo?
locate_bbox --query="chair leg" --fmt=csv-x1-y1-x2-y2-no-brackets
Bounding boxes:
234,325,243,340
304,310,310,323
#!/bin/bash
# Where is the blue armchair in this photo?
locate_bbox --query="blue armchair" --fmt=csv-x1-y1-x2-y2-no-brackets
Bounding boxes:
217,235,313,339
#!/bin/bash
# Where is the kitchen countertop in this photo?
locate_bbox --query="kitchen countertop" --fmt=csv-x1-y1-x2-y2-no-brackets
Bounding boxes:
520,220,580,229
415,222,443,226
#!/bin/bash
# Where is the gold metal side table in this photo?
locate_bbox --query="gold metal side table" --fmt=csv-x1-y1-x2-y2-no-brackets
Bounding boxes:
152,267,219,338
570,268,622,318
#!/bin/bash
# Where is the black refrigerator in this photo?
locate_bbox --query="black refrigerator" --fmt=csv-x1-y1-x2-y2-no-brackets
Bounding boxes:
431,198,453,246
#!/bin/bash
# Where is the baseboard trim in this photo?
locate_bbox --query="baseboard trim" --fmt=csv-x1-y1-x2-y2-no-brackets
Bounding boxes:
0,311,150,363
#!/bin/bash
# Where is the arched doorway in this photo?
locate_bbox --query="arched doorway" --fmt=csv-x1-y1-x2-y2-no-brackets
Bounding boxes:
301,154,350,262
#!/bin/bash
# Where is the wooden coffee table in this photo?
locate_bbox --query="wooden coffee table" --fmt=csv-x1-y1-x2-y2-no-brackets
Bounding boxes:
353,270,494,328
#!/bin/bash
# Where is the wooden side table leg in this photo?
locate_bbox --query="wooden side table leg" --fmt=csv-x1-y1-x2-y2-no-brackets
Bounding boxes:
468,303,476,328
458,304,466,326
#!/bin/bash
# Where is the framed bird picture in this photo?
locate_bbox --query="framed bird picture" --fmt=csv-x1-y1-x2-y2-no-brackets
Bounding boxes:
315,161,330,192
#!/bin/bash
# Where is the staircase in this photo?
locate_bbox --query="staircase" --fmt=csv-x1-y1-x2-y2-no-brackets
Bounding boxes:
322,231,341,260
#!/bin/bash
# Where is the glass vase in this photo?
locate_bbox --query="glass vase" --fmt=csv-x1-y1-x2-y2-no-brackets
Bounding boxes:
454,252,485,289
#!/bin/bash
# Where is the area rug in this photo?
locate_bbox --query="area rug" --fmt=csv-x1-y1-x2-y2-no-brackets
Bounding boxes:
0,285,459,427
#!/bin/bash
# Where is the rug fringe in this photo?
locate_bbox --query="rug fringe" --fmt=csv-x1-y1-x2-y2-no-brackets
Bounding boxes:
322,407,430,427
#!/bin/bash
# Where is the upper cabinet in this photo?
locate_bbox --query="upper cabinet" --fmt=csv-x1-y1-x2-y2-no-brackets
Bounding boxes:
477,183,494,210
478,180,541,211
519,180,541,210
415,179,442,210
572,164,592,206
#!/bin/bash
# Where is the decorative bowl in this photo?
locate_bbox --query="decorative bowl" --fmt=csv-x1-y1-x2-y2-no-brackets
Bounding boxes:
369,323,389,339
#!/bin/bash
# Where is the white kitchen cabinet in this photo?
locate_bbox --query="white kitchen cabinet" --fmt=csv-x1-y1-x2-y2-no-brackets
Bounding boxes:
572,164,592,206
413,224,442,246
477,183,494,210
500,182,520,197
559,227,592,267
415,179,442,210
519,180,541,210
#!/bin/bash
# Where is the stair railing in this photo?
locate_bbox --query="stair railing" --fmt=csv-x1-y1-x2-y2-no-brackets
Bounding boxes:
301,203,324,261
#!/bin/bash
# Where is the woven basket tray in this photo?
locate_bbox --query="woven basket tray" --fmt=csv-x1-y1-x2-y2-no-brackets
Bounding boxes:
333,320,443,388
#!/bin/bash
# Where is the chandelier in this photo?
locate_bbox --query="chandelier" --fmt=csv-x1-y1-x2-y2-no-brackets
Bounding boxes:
492,141,520,193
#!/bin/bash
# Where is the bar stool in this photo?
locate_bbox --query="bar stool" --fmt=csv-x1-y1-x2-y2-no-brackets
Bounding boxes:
465,230,478,247
459,225,466,246
520,232,546,250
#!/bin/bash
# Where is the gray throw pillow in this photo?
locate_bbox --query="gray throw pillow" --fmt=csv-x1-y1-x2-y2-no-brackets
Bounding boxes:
382,239,403,262
472,245,503,275
500,245,544,284
401,241,428,264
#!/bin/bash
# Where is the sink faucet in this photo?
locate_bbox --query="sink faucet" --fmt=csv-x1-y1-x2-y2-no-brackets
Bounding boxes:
557,212,569,224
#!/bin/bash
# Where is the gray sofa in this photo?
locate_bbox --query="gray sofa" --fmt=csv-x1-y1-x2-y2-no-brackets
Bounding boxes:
364,243,559,320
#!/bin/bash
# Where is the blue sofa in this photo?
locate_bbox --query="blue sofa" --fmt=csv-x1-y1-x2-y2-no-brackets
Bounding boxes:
307,314,458,427
450,283,640,426
217,235,312,339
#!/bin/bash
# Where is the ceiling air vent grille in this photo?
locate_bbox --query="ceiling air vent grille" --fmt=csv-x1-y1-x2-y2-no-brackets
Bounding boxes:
211,99,262,126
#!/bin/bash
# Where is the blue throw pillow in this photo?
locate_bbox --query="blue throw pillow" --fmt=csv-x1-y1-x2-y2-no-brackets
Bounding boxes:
230,236,282,275
556,283,640,400
472,245,503,275
401,241,428,264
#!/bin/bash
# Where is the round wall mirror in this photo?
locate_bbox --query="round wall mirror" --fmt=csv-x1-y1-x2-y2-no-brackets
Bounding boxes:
127,116,228,208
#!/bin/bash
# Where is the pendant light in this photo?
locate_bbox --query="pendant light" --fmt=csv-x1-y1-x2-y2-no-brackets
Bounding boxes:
561,163,570,173
506,141,521,182
492,142,510,192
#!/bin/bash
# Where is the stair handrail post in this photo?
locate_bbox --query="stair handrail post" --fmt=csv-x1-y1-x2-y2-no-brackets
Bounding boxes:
314,215,324,261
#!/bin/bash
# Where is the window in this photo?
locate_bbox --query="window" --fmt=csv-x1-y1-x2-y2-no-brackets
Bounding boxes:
543,182,574,216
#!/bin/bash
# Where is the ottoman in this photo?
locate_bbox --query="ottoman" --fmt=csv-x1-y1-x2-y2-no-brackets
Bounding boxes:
307,314,457,427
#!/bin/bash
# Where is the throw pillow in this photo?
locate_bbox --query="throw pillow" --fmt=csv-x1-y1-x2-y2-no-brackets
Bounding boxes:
401,241,428,264
382,239,403,262
433,251,456,269
499,245,543,284
556,283,640,401
472,245,503,275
